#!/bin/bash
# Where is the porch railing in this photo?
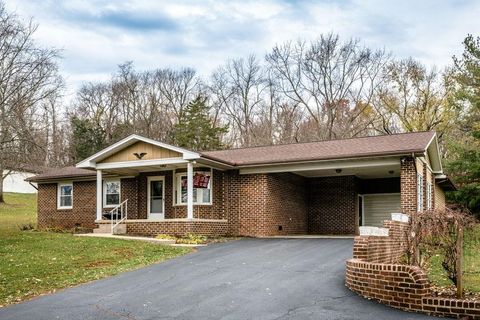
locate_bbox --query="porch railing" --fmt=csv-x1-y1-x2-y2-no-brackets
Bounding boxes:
109,199,128,234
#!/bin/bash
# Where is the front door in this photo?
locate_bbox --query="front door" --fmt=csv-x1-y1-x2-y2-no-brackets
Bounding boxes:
148,176,165,219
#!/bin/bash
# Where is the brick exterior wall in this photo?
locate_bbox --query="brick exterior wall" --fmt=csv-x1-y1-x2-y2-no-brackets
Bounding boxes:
434,183,446,211
118,219,228,237
224,172,308,237
346,218,480,319
37,158,423,237
37,181,97,229
307,176,358,235
225,172,269,237
135,170,225,220
265,173,308,235
121,178,139,219
400,157,417,215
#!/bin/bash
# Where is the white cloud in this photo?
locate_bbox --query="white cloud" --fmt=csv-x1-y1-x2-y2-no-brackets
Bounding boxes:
5,0,479,96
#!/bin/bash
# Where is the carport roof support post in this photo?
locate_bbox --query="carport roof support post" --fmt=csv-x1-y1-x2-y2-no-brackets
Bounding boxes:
187,161,193,219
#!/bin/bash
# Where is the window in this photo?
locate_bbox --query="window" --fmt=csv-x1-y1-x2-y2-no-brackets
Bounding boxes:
417,174,424,212
175,170,212,205
58,183,73,209
426,182,433,210
103,180,120,207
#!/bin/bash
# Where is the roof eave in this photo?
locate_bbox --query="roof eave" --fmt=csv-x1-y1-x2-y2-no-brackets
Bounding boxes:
206,150,426,168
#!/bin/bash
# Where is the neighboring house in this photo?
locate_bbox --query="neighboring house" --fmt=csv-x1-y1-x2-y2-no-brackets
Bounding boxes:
4,166,47,193
26,131,455,237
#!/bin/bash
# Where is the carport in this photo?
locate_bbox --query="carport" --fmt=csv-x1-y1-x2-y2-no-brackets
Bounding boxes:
239,156,403,235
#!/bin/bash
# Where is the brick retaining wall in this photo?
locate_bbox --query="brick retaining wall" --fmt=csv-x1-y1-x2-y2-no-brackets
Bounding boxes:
346,218,480,319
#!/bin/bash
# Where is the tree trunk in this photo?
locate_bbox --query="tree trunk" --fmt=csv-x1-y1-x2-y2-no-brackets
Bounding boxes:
456,225,464,298
0,170,4,203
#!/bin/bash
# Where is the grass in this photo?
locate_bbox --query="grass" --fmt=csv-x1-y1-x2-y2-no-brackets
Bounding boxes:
427,224,480,293
0,193,191,307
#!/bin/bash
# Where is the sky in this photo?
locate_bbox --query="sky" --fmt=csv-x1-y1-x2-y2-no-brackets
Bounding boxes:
5,0,480,99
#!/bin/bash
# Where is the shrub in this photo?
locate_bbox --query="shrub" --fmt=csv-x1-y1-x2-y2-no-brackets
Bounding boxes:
155,234,176,241
18,223,35,231
176,233,207,244
405,205,477,297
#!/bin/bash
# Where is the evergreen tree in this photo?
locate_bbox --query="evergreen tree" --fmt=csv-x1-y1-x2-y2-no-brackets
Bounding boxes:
171,96,227,151
70,117,106,161
446,35,480,217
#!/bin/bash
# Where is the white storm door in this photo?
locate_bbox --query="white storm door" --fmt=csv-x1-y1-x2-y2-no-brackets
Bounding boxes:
147,176,165,219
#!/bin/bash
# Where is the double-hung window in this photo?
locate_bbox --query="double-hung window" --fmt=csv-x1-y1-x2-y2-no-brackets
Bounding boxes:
175,170,212,205
426,182,432,210
103,180,121,207
58,183,73,209
417,174,424,212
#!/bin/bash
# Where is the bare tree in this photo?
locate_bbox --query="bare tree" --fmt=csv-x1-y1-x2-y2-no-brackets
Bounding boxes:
266,34,389,140
211,55,267,147
0,3,63,202
372,58,457,140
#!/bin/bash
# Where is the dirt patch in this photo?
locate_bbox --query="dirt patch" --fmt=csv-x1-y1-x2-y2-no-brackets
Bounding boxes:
112,247,134,259
83,260,113,268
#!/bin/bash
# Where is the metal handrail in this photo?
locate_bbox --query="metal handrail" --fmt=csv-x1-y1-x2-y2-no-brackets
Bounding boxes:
110,199,128,234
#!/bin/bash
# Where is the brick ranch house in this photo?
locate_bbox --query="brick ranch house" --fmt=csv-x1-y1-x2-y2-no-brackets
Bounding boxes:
27,131,455,237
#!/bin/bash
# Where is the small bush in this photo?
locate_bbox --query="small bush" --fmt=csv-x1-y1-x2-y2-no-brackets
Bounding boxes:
42,227,70,233
176,233,207,244
155,234,176,240
18,223,35,231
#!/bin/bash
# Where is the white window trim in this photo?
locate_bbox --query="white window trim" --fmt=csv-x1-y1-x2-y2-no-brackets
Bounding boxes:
426,182,433,210
57,182,73,210
103,179,121,208
174,169,213,206
417,174,424,212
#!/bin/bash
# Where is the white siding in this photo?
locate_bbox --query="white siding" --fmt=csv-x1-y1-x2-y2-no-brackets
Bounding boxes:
363,193,401,227
3,170,37,193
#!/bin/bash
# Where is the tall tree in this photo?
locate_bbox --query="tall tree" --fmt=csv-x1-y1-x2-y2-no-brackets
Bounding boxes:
0,3,62,202
210,55,266,147
266,34,388,140
373,58,457,141
446,35,480,217
170,96,227,151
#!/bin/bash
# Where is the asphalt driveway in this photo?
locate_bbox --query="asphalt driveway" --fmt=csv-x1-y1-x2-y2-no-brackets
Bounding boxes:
0,238,437,320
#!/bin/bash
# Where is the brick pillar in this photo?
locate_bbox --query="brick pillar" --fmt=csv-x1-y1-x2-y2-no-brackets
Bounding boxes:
400,157,417,215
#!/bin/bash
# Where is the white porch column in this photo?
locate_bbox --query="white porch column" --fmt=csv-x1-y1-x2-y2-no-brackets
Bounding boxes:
96,170,103,221
187,161,194,219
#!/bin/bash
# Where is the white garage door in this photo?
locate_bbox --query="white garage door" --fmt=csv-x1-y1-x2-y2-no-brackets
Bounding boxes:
363,193,401,227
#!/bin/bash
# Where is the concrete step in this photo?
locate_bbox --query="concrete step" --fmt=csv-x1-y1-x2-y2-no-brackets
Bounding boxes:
112,223,126,235
93,224,111,233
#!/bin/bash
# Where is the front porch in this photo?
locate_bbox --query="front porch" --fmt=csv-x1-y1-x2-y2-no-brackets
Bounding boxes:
92,165,228,235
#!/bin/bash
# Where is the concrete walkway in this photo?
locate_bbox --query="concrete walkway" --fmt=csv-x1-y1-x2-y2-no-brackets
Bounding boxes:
0,238,438,320
75,233,176,244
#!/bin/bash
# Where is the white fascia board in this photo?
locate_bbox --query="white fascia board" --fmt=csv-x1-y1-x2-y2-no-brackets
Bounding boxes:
239,157,400,175
424,133,443,173
76,134,200,168
96,158,188,170
195,158,235,170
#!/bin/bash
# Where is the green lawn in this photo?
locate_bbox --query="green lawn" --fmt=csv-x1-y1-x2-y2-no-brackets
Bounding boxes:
427,224,480,293
0,193,191,307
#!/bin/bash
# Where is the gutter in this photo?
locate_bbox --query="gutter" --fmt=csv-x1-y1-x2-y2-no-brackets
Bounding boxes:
217,150,426,169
